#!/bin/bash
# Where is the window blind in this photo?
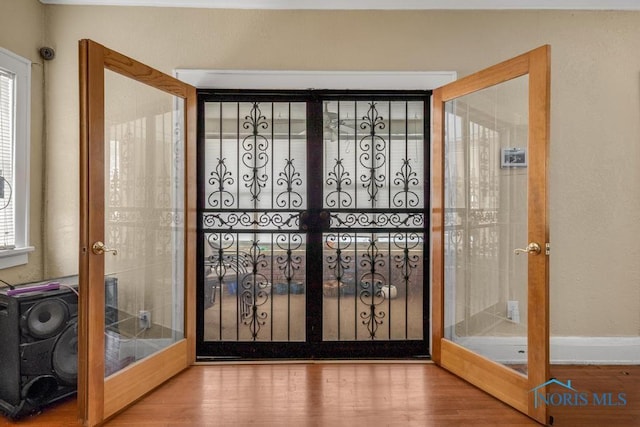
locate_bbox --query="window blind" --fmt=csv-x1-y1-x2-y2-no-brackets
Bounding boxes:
0,69,15,249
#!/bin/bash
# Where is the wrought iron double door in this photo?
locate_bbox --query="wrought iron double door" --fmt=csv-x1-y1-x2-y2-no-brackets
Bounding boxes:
197,91,430,359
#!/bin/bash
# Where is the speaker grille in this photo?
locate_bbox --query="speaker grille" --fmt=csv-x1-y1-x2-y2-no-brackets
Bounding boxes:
52,320,78,386
23,299,69,339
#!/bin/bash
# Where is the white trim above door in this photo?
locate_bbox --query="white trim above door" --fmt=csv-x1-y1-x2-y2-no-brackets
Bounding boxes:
174,70,456,90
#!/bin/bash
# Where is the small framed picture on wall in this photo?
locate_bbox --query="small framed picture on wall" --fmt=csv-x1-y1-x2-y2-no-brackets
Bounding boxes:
501,147,527,168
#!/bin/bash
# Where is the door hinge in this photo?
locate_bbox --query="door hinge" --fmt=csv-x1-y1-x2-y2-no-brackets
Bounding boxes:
545,243,550,256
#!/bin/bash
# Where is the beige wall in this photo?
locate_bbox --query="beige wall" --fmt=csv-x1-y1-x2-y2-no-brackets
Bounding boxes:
42,6,640,337
0,0,45,284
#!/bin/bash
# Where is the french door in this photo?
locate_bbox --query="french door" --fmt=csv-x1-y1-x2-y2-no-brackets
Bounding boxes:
432,45,550,424
78,40,196,425
197,91,430,359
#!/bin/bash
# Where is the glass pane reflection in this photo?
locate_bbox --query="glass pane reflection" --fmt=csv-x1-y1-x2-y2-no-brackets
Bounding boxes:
443,75,529,375
103,70,185,377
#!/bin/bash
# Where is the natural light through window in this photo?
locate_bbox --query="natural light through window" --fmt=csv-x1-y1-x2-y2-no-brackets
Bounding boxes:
0,47,32,268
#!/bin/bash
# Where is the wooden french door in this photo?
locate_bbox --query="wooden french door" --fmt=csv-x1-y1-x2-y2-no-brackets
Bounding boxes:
78,39,196,426
432,45,550,424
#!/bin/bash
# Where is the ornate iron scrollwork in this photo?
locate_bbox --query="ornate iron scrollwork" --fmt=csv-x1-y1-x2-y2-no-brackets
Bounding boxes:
393,159,420,208
359,237,387,339
240,240,270,340
325,158,353,208
208,158,235,208
325,233,353,282
200,96,427,347
359,102,387,203
242,103,270,203
276,158,303,208
275,233,304,288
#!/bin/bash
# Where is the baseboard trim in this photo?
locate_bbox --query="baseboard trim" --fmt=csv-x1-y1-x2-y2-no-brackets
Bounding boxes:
453,336,640,365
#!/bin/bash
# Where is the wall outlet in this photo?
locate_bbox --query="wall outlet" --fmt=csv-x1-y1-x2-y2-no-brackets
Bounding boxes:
139,310,151,330
507,300,520,323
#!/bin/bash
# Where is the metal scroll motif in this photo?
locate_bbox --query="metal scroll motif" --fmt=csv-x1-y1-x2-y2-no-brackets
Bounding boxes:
202,211,300,231
325,233,353,284
325,158,353,208
276,158,303,208
330,212,424,229
242,103,270,203
359,237,387,339
393,159,420,208
208,158,235,208
206,233,239,296
275,233,304,288
393,233,420,291
359,102,387,203
240,239,270,340
206,233,271,340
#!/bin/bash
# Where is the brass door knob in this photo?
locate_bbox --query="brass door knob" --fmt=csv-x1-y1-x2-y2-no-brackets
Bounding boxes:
514,242,541,256
92,241,118,256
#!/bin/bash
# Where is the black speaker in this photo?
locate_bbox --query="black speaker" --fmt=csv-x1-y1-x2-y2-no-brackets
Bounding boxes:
0,283,79,419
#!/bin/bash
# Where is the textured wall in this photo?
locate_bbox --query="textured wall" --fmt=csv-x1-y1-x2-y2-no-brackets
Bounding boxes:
0,0,45,284
42,6,640,337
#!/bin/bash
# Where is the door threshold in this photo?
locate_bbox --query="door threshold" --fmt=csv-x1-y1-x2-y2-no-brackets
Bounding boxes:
194,357,433,365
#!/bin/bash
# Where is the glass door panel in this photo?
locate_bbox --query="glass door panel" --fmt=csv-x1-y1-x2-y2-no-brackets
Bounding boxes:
443,75,529,374
103,69,185,375
321,100,426,342
200,101,308,343
322,232,424,341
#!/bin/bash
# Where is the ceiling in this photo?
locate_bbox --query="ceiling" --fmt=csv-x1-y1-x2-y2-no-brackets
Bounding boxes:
38,0,640,10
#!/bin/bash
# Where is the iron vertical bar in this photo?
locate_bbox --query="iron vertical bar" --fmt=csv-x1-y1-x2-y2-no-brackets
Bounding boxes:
235,236,240,341
369,102,376,340
271,102,274,210
354,101,358,211
287,103,292,341
354,231,358,341
218,103,224,341
287,234,291,341
270,103,275,341
405,101,409,208
270,233,274,341
388,101,392,209
235,103,241,340
337,101,341,209
387,232,391,340
306,98,323,343
404,102,409,340
288,102,292,208
337,232,341,341
336,101,342,341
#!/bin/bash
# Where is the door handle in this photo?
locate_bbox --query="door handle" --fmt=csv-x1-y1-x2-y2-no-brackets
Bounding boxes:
92,241,118,256
514,242,541,256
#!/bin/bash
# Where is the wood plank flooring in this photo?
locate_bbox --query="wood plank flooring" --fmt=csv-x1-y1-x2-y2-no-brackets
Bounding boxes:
548,365,640,426
1,364,638,426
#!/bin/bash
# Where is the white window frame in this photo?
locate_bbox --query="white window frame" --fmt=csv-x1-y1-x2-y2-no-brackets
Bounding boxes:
0,47,33,269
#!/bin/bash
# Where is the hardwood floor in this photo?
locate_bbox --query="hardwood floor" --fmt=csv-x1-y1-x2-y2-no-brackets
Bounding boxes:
548,365,640,426
1,364,638,426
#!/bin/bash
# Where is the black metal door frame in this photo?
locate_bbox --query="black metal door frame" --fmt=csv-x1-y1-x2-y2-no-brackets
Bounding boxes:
196,89,431,360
